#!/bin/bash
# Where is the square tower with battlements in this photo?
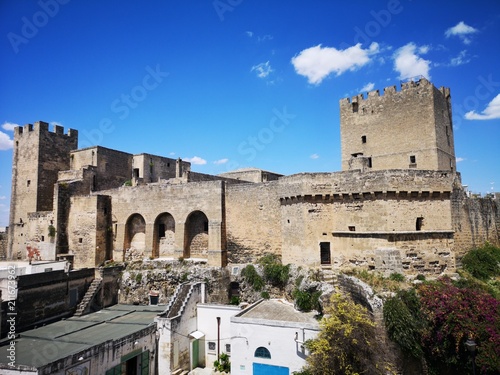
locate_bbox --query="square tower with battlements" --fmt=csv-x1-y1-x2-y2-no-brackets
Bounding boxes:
339,77,456,172
8,121,78,259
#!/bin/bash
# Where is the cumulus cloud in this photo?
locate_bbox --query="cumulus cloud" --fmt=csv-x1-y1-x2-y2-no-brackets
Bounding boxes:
310,153,319,159
251,61,273,78
184,156,207,165
361,82,375,92
291,42,380,85
0,131,14,150
213,158,229,165
2,121,19,131
393,43,431,80
456,157,465,163
0,196,6,200
445,21,478,44
465,94,500,120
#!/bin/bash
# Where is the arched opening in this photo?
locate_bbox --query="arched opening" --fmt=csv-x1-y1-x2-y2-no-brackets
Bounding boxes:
184,210,209,259
254,347,271,359
153,212,175,258
124,213,146,260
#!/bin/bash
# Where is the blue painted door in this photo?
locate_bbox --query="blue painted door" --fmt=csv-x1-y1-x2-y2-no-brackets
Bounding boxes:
253,363,289,375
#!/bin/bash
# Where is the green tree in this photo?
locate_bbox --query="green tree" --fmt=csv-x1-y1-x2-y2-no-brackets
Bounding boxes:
300,293,385,375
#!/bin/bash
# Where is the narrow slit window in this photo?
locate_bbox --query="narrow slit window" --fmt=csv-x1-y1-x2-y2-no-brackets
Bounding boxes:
410,155,416,164
361,135,366,144
352,102,359,113
416,217,423,231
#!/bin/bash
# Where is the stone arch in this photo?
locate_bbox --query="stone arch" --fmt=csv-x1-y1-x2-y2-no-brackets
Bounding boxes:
184,210,209,259
124,213,146,260
153,212,175,258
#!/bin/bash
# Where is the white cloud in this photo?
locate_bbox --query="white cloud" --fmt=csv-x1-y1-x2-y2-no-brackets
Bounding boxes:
310,153,319,159
169,152,176,156
360,82,375,92
465,94,500,120
213,158,229,165
449,50,470,66
51,121,63,127
2,122,19,131
445,21,478,44
251,61,273,78
291,42,380,85
0,131,14,150
393,43,431,80
184,156,207,165
456,157,465,163
246,31,253,37
258,34,273,42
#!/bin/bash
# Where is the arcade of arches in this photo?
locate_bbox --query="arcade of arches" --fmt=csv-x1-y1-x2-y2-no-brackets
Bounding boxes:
124,210,210,260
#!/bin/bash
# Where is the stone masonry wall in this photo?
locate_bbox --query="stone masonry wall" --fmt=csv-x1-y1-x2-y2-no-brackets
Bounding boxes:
340,78,455,172
9,122,77,260
225,182,282,263
452,187,500,263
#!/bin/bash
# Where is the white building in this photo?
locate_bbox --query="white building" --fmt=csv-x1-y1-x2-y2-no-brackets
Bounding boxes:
231,299,320,375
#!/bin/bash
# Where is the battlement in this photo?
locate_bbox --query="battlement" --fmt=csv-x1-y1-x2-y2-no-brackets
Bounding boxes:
14,121,78,139
339,77,448,106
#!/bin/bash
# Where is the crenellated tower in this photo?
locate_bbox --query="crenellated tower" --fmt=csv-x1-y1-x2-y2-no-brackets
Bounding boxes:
339,77,456,172
8,121,78,259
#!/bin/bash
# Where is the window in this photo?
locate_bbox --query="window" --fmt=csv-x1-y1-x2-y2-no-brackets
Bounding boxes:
225,344,231,353
79,238,83,243
208,342,216,351
361,135,366,144
41,235,45,242
204,221,209,232
27,180,31,187
410,155,416,164
416,217,424,231
348,226,356,231
352,102,359,113
367,157,372,168
254,347,271,359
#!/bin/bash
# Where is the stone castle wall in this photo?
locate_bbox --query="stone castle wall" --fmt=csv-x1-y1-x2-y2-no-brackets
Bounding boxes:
340,78,455,172
225,181,282,263
9,122,77,260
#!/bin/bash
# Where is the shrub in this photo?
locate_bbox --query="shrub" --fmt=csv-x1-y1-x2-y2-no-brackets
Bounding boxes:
259,254,290,288
301,293,386,375
293,288,322,313
418,278,500,373
383,290,423,358
461,243,500,281
213,352,230,373
135,273,142,283
229,296,240,305
389,272,405,282
48,225,56,237
260,291,270,299
241,264,264,291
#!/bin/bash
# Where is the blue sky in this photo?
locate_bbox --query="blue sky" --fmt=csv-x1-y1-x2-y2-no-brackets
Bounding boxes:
1,0,499,227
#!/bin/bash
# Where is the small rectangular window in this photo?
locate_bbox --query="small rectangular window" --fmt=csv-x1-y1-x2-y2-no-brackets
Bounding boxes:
348,226,356,231
361,135,366,143
367,157,372,168
226,344,231,353
352,102,359,113
41,235,45,242
208,342,216,351
27,180,31,187
410,155,416,164
79,238,83,243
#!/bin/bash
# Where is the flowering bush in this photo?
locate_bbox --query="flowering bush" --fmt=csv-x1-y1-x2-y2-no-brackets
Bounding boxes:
418,278,500,374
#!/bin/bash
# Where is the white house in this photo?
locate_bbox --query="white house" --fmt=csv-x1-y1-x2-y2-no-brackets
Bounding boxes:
230,299,320,375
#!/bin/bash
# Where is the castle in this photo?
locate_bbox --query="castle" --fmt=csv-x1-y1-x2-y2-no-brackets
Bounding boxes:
6,78,500,273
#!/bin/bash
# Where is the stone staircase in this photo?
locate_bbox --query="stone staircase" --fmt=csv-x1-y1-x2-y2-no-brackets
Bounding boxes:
321,265,338,287
74,278,102,317
165,283,193,319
